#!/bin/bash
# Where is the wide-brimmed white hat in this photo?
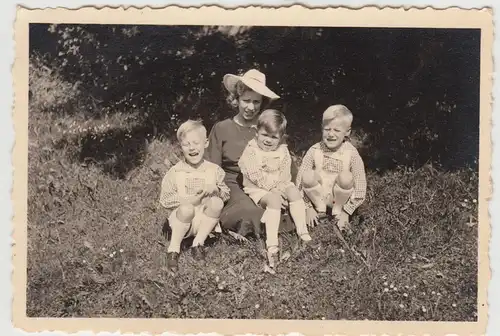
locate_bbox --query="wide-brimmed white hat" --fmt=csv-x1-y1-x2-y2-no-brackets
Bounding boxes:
223,69,280,100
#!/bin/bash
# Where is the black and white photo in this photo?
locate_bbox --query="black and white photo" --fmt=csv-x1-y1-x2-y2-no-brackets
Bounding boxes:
13,6,492,336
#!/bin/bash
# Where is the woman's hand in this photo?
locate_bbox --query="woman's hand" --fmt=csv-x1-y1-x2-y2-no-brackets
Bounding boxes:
306,207,319,227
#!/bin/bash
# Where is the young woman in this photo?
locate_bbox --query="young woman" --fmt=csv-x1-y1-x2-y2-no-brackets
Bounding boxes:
205,69,296,239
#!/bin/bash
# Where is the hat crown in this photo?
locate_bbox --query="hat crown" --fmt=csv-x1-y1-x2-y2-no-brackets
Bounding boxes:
223,68,279,99
242,69,266,84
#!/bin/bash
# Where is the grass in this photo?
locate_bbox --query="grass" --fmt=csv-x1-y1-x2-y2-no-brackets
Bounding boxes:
26,59,479,321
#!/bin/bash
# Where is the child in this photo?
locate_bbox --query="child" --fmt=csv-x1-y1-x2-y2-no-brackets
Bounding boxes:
296,105,367,231
159,119,230,274
238,109,317,270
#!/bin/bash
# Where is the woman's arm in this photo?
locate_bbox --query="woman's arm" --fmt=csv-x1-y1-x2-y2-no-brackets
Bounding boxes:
205,122,222,167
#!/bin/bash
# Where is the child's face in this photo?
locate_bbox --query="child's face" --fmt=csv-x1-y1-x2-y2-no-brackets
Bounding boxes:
322,118,351,150
256,127,282,152
180,130,208,166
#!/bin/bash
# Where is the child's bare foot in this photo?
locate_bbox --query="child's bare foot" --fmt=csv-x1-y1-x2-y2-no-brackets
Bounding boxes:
166,252,179,274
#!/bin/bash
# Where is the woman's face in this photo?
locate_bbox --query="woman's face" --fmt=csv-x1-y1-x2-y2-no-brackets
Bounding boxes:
237,90,263,121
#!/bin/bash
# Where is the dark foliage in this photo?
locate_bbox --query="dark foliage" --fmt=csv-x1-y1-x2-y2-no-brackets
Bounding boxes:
29,24,480,174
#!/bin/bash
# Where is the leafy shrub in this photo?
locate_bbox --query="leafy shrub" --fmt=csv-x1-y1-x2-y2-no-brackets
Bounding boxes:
30,24,480,172
29,53,81,114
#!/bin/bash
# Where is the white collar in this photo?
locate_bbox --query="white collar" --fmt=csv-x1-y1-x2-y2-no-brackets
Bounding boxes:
233,116,257,129
176,159,209,172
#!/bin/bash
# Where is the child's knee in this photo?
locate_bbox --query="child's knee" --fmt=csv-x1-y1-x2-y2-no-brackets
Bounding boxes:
302,170,318,188
205,196,224,216
285,185,302,202
176,204,195,222
265,192,282,209
336,171,354,189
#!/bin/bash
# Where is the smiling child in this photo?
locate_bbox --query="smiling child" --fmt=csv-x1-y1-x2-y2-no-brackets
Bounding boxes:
159,119,230,274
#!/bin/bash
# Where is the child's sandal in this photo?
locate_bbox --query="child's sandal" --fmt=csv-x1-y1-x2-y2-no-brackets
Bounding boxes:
166,252,179,274
339,221,353,235
301,237,321,251
317,212,330,224
267,246,280,270
191,245,207,262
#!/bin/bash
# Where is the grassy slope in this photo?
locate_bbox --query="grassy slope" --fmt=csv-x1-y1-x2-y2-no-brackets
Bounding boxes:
27,65,478,321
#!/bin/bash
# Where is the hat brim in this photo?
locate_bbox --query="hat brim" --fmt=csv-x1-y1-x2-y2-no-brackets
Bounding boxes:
223,74,280,100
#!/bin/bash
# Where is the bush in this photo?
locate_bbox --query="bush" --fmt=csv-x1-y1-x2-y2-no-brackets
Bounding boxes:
29,53,81,114
30,24,480,172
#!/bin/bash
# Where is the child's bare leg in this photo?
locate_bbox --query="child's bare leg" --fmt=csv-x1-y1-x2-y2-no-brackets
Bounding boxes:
192,196,224,247
259,192,282,268
302,170,326,213
332,171,354,229
284,185,311,241
168,204,195,253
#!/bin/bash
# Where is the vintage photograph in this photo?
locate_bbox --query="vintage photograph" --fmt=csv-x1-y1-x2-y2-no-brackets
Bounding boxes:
13,5,492,336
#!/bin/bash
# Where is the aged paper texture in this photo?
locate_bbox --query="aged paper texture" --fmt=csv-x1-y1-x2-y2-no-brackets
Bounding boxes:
13,5,493,336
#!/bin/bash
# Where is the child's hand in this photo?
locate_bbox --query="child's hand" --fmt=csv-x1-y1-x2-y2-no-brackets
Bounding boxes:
306,207,319,227
190,189,205,206
193,186,217,202
203,184,219,197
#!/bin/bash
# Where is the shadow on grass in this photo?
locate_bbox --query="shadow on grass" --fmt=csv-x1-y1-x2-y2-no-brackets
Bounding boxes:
80,129,149,179
54,125,159,179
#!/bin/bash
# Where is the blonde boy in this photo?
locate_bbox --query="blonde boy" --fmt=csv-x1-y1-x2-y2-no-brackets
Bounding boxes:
238,109,317,271
160,119,230,274
296,105,367,231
